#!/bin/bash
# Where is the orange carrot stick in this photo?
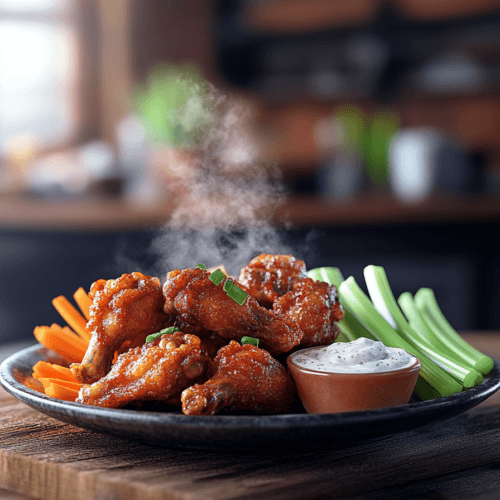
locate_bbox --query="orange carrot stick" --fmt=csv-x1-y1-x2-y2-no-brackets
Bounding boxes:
52,295,92,343
38,378,84,391
44,383,81,402
32,361,79,383
33,324,87,364
73,287,92,321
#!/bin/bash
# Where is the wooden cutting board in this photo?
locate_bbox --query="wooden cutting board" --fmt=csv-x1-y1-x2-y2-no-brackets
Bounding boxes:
1,334,500,500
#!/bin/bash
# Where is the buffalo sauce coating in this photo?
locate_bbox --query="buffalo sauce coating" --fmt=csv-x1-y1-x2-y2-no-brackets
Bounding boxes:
162,267,304,356
77,332,209,408
72,272,168,384
273,277,344,347
238,254,307,308
171,316,229,359
181,341,296,415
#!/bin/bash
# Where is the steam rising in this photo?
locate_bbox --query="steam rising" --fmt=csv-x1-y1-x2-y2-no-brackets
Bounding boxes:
120,77,304,277
164,89,286,230
152,227,292,277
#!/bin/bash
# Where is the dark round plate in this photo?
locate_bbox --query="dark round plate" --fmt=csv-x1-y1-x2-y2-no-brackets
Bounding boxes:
1,344,500,452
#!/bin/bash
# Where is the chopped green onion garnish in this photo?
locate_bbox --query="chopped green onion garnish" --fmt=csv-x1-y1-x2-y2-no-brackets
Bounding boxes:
223,278,248,305
146,326,179,343
223,278,234,292
241,336,259,347
196,263,207,270
209,269,225,285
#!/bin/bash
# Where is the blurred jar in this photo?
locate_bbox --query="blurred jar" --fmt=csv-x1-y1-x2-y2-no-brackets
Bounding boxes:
389,127,474,204
2,133,40,192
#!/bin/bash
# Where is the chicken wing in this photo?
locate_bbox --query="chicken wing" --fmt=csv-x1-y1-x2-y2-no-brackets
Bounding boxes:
163,267,303,355
273,277,344,347
72,272,168,384
181,340,296,415
172,317,229,358
238,254,307,308
77,332,209,408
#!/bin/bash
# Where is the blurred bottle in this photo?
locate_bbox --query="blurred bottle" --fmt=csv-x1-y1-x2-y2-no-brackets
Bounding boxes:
315,105,366,201
363,110,399,190
115,113,161,207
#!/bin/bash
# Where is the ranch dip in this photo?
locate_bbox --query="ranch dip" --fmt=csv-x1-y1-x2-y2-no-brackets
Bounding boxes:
291,337,416,374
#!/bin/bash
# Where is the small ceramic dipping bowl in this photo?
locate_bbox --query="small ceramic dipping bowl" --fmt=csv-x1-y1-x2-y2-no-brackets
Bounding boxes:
287,347,421,414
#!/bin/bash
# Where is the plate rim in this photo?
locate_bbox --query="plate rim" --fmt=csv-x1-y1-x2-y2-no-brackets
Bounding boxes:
2,343,500,431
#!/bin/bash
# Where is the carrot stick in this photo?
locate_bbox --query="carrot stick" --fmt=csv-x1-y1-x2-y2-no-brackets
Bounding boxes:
52,295,92,343
33,324,87,364
32,361,79,383
73,287,92,321
44,383,81,402
38,378,84,391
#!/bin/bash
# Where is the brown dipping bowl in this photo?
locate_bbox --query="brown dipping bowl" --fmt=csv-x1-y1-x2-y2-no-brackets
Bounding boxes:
287,347,421,414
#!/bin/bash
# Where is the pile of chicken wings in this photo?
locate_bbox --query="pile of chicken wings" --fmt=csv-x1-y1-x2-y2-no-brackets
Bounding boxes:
71,254,344,415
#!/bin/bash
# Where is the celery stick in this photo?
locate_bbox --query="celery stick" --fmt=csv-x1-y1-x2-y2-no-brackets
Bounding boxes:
335,330,352,343
414,377,441,401
400,290,474,364
364,265,413,333
397,292,436,345
339,277,462,397
364,265,482,387
398,292,483,387
363,266,398,329
415,288,493,375
338,308,377,342
307,267,345,288
422,308,492,376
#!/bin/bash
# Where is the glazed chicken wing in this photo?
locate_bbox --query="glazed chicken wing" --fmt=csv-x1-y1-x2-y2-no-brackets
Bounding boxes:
238,253,307,308
273,277,344,347
77,332,209,408
72,272,168,384
238,254,307,308
181,341,296,415
172,317,229,358
163,267,303,355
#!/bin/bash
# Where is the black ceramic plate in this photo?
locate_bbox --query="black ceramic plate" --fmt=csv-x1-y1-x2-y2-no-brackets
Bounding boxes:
1,344,500,452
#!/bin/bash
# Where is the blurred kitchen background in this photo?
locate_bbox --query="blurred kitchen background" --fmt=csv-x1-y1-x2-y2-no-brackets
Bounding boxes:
1,0,500,346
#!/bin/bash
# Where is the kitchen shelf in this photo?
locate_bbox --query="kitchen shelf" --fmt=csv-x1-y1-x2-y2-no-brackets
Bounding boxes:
0,194,177,232
2,193,499,231
273,194,500,226
253,92,500,171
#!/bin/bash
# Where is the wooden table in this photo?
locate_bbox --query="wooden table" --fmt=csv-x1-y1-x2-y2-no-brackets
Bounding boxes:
1,333,500,500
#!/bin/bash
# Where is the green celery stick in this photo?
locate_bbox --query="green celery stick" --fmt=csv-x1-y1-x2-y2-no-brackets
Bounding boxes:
415,288,493,375
307,267,345,288
398,292,483,387
363,265,481,388
339,276,462,397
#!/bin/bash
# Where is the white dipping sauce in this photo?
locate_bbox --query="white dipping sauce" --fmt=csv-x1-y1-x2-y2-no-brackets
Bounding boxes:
292,337,416,373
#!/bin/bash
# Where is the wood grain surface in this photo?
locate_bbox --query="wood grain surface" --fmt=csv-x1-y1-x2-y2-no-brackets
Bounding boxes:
0,334,500,500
